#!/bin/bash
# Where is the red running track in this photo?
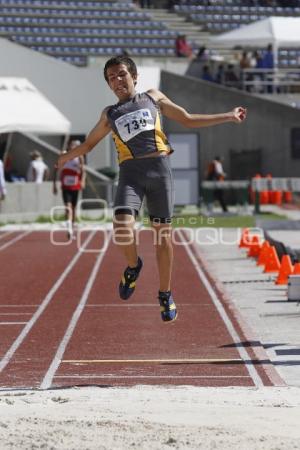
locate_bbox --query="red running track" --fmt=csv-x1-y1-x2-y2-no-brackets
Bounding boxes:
0,229,284,390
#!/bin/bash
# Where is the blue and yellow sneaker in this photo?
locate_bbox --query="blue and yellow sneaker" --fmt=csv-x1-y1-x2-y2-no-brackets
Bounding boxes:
119,257,143,300
158,291,177,322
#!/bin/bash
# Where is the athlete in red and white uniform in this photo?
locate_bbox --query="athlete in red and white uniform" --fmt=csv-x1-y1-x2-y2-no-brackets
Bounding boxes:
53,140,85,239
61,158,82,192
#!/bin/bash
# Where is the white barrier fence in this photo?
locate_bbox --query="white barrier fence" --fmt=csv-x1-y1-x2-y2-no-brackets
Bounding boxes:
251,178,300,192
202,178,300,192
241,68,300,94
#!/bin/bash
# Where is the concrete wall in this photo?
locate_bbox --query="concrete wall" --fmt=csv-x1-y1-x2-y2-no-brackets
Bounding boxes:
0,180,114,222
160,71,300,179
0,182,64,222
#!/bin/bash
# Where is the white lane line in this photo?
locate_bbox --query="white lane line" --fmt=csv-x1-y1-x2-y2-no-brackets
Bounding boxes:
0,231,31,252
54,375,251,379
0,231,14,241
0,231,96,374
0,305,39,308
0,313,32,316
177,229,264,388
0,322,27,325
40,232,112,390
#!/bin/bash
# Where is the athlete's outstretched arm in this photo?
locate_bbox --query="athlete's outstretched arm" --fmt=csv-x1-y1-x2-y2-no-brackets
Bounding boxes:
147,89,246,128
56,109,111,169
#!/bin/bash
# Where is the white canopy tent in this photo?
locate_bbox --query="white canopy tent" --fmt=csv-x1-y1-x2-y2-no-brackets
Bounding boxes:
0,77,71,134
210,17,300,66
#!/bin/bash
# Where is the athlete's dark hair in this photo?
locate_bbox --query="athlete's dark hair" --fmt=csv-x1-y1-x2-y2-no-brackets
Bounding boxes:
103,56,137,84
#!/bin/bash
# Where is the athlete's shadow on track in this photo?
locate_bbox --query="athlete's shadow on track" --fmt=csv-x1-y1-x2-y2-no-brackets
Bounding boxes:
221,340,287,348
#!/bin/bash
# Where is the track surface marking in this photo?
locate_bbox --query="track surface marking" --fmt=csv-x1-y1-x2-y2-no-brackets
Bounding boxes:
0,229,281,389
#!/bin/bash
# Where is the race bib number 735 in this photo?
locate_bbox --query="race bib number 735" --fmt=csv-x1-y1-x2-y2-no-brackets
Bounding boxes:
115,108,154,142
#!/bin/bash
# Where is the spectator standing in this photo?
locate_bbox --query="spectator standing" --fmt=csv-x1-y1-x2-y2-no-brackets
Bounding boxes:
224,64,239,88
262,44,274,69
196,46,209,62
0,158,7,201
239,51,251,91
4,154,13,182
175,34,194,58
201,65,214,82
53,139,86,240
262,44,274,93
206,156,228,212
239,51,251,70
215,64,225,84
255,50,264,69
27,151,49,183
250,50,264,92
249,50,262,69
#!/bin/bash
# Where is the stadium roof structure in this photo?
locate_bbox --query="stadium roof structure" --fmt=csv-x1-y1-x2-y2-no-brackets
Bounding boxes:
210,16,300,65
0,77,71,135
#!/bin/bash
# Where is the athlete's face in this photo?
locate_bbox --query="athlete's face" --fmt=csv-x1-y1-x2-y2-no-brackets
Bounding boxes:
106,64,137,100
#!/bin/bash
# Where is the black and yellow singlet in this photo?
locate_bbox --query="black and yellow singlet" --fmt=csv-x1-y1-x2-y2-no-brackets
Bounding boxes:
106,92,172,164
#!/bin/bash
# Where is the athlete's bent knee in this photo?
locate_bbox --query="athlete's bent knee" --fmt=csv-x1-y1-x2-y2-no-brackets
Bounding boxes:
113,224,135,246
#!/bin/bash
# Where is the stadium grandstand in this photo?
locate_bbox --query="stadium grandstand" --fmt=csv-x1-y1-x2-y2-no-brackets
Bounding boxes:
0,0,179,65
0,0,300,66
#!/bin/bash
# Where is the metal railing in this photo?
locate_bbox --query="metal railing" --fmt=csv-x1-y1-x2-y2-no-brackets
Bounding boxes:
240,68,300,94
203,177,300,193
202,180,249,189
201,180,250,212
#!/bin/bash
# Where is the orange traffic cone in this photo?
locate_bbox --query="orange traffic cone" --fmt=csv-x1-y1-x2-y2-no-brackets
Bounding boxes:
247,235,262,258
239,228,250,248
264,246,281,273
275,255,294,285
270,190,282,205
257,240,270,266
283,191,293,204
292,262,300,275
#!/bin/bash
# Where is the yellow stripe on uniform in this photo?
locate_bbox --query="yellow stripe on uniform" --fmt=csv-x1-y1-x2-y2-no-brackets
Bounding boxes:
154,112,170,154
112,131,133,164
